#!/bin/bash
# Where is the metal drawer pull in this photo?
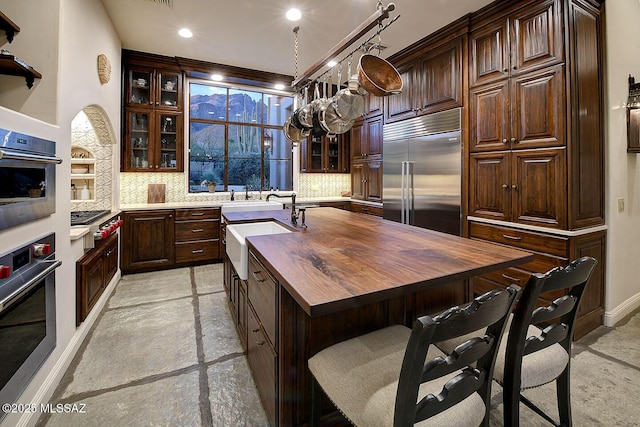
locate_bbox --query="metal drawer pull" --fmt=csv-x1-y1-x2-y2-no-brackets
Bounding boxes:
192,228,204,233
502,234,522,241
191,212,205,216
251,271,266,282
502,274,521,283
191,249,204,254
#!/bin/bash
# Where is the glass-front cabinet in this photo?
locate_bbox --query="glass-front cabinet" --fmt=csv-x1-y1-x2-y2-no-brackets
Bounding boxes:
124,110,182,171
121,51,183,172
301,134,349,173
125,66,181,110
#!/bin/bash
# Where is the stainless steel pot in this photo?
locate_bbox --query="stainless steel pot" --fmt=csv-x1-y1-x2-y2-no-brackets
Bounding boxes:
283,116,308,143
332,87,364,121
357,54,403,97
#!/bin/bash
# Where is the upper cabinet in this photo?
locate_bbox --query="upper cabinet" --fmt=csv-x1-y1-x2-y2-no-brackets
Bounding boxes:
469,0,563,88
301,134,350,173
386,36,463,123
121,51,184,172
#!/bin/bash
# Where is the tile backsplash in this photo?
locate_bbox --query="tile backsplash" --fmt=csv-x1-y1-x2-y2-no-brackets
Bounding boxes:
119,172,351,205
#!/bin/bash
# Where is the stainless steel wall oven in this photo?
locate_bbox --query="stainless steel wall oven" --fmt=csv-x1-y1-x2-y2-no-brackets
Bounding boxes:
0,128,62,230
0,233,59,419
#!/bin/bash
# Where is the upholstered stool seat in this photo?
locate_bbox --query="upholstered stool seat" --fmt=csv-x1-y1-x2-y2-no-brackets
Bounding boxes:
308,286,521,427
309,325,486,427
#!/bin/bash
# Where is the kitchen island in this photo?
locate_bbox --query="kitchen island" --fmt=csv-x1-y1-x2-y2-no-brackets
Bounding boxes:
222,207,533,426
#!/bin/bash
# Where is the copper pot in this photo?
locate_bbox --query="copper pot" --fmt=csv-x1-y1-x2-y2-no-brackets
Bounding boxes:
357,54,403,97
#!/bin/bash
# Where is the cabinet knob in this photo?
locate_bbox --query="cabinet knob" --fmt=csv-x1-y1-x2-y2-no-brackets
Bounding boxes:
513,66,517,70
510,137,517,143
155,165,159,168
502,184,508,189
502,138,508,143
503,68,508,72
511,184,518,190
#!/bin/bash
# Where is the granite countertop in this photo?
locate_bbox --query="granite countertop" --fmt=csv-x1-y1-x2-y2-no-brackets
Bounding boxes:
224,207,533,317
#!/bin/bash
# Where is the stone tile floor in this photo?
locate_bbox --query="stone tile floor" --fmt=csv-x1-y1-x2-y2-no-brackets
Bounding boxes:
37,264,640,426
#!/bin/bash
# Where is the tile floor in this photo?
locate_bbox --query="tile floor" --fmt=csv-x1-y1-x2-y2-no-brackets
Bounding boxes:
37,264,640,426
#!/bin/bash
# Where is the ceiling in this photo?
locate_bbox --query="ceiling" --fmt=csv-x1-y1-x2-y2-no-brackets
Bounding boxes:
101,0,494,86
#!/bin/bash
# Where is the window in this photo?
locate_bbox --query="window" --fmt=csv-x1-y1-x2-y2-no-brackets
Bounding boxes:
188,82,293,193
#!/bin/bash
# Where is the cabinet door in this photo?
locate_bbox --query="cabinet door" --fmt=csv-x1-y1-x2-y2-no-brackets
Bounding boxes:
420,37,463,114
350,161,365,200
76,247,105,325
511,147,566,228
155,70,181,110
326,136,341,172
124,109,153,171
126,66,154,108
365,115,383,157
155,112,183,171
469,151,511,221
385,60,417,123
366,159,383,202
121,210,175,273
350,119,365,159
511,65,565,150
510,0,563,75
469,80,510,152
104,232,119,285
363,92,383,117
469,19,510,87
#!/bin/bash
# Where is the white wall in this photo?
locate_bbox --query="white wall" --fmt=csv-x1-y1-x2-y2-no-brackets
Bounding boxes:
0,1,121,426
0,0,59,123
603,0,640,324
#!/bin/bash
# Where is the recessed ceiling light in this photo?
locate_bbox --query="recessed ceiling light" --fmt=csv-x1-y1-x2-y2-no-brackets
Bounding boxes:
274,83,285,90
211,74,224,81
286,8,302,21
327,60,337,67
178,28,193,38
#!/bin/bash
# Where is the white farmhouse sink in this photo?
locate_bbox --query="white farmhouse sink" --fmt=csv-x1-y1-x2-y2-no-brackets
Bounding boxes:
226,221,292,279
221,200,283,213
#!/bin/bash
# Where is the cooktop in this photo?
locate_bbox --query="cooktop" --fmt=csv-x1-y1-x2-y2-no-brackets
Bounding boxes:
71,210,111,226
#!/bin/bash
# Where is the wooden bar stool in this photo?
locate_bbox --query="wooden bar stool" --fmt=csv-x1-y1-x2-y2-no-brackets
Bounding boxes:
308,286,520,426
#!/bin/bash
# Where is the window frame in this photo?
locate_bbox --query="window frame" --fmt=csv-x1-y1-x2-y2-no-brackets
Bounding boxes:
186,78,294,193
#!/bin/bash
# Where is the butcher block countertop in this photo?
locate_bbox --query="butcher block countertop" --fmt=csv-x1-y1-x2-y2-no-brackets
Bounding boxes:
223,207,533,317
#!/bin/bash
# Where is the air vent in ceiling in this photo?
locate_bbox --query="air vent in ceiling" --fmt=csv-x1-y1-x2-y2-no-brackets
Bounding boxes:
136,0,173,8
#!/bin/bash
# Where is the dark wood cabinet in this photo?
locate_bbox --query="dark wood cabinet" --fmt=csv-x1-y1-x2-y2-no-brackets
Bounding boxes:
351,115,382,160
350,158,382,203
121,210,175,273
469,0,563,88
386,36,463,123
469,64,565,152
174,208,220,264
469,147,566,229
467,0,605,337
122,50,184,172
301,133,349,173
76,231,119,325
468,222,605,340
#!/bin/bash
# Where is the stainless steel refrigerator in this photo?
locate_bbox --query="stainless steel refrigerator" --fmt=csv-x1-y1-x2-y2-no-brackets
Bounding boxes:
382,107,462,235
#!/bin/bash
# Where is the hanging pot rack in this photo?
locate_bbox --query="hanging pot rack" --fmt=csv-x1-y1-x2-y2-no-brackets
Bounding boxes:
291,2,398,90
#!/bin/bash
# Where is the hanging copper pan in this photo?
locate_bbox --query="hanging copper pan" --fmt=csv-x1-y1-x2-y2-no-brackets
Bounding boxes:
357,54,403,97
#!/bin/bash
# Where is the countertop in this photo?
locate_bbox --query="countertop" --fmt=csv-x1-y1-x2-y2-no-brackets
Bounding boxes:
118,196,380,211
223,207,533,318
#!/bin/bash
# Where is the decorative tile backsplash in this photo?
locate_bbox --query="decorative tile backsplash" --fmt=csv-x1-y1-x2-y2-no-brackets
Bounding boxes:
70,111,113,211
119,172,352,204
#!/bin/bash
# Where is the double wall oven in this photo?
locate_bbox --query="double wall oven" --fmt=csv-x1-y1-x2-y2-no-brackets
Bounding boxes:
0,128,62,231
0,233,60,419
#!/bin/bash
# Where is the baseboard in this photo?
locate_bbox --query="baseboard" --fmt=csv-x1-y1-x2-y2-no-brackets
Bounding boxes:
604,291,640,327
16,270,121,427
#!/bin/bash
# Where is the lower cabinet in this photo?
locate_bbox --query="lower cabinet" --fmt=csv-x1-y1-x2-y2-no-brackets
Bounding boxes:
121,208,221,274
223,254,247,351
351,158,383,202
469,221,606,339
76,231,119,325
349,201,383,217
174,208,220,264
121,209,175,273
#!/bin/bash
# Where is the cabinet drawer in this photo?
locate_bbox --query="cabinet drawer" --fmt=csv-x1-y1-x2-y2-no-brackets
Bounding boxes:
248,251,277,347
175,208,220,221
350,203,383,216
469,222,568,257
175,239,219,263
175,220,219,242
247,307,277,427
